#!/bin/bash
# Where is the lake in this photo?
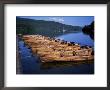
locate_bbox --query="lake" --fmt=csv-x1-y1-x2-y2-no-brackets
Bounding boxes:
17,32,94,74
57,32,94,47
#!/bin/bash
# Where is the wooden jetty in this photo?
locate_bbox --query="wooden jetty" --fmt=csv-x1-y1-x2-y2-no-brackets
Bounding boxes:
22,35,94,62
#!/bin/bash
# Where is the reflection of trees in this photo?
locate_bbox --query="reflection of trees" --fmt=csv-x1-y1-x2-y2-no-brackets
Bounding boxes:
89,34,94,40
82,21,94,40
40,60,94,69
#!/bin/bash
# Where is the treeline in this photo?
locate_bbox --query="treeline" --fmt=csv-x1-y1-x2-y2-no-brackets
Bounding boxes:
82,21,94,40
16,17,82,37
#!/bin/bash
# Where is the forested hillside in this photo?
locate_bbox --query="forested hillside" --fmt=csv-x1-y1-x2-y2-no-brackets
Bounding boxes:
16,17,82,37
82,21,94,40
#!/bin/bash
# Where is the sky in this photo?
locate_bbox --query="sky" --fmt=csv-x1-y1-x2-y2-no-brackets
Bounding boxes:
18,16,94,27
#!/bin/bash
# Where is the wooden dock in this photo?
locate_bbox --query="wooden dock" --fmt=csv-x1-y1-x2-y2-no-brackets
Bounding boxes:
22,35,94,62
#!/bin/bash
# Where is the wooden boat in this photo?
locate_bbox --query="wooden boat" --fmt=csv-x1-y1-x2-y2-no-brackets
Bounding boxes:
22,35,94,62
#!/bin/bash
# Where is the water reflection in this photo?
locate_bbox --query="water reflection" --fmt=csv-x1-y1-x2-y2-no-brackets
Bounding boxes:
57,32,94,47
40,60,94,69
82,32,94,40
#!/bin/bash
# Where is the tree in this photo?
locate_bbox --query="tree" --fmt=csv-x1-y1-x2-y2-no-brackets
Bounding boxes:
82,21,94,40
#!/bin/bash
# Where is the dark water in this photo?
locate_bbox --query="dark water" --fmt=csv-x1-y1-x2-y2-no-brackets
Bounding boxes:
18,32,94,74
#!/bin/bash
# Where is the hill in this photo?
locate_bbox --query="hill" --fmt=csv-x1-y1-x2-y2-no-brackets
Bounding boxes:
16,17,82,37
82,21,94,40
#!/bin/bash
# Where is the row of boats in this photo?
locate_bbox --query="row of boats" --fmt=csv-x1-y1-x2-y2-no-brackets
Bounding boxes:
22,34,94,62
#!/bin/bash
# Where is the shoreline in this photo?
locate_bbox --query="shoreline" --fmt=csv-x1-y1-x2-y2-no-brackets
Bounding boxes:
16,36,22,74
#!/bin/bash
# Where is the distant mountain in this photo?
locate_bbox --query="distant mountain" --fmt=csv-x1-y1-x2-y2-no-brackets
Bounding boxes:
16,17,82,37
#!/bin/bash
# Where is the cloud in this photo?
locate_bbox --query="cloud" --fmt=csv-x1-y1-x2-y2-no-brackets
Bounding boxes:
49,17,64,22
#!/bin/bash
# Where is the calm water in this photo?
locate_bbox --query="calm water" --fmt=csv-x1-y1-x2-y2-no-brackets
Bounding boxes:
17,32,94,74
57,32,94,47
